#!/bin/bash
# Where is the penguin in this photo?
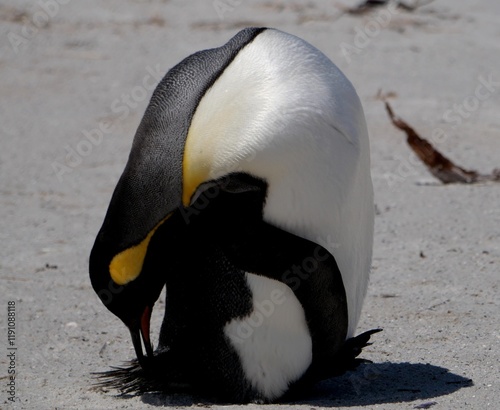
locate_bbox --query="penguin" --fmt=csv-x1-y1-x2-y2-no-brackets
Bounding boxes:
90,27,379,403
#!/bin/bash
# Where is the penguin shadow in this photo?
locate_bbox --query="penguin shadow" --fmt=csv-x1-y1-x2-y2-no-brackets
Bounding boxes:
289,362,473,407
137,362,472,407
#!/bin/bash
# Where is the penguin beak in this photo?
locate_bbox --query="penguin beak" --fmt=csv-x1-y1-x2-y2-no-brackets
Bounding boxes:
129,305,154,369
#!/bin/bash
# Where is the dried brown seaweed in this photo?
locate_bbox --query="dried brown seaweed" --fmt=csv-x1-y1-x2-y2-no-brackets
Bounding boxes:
346,0,436,15
384,101,500,184
346,0,390,15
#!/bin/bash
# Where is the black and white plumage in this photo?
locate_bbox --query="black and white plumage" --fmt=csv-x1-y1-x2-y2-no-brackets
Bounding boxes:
90,27,378,403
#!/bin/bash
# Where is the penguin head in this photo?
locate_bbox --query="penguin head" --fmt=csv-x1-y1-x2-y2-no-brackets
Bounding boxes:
88,193,174,367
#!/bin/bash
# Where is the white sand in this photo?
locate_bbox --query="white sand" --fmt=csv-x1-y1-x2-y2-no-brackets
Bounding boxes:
1,0,498,408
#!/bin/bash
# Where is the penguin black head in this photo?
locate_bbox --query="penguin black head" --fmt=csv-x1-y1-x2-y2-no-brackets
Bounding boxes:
89,213,167,368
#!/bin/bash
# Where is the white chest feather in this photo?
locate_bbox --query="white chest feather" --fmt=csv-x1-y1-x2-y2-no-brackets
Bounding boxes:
224,273,312,401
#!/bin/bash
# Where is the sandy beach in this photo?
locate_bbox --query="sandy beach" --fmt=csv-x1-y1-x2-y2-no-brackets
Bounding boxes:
1,0,499,408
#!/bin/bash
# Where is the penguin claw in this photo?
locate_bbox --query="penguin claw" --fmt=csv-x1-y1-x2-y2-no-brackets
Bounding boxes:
350,328,383,346
310,328,382,380
335,328,383,372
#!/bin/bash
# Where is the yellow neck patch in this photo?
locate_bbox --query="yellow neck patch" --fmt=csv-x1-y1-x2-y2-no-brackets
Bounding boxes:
182,131,209,207
182,169,206,207
109,215,171,285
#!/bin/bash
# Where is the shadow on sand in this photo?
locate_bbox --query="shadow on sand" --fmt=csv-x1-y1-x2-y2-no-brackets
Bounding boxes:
137,361,473,407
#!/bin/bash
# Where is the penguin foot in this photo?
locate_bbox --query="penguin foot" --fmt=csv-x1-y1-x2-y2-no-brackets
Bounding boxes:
330,328,383,376
302,327,383,383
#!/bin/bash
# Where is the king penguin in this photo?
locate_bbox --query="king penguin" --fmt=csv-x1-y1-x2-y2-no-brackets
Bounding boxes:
90,27,378,403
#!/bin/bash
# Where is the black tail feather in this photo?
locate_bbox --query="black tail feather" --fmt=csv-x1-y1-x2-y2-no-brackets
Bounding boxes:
92,348,190,396
334,328,383,372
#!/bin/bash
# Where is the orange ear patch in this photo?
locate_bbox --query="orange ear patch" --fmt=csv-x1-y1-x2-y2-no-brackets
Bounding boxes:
109,214,171,285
